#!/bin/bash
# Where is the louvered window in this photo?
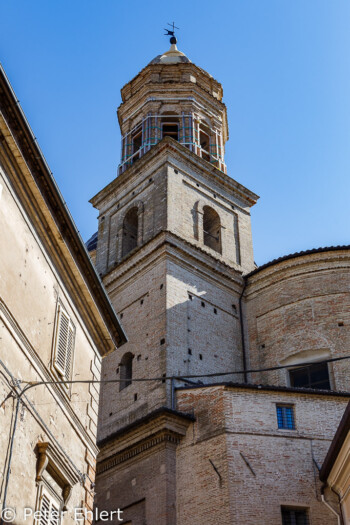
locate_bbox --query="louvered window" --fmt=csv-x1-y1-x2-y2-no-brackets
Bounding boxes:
38,490,61,525
53,305,75,383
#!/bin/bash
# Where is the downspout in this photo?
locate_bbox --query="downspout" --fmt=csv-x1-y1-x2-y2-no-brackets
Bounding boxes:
321,485,342,525
239,276,248,383
330,485,346,525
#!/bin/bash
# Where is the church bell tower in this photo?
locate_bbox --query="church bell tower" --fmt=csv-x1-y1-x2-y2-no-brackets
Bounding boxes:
91,34,259,524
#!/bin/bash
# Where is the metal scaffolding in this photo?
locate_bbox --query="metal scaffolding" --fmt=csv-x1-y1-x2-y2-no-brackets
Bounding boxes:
118,113,226,174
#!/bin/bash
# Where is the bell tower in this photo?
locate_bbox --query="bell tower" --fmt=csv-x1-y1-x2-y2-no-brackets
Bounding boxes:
91,36,259,524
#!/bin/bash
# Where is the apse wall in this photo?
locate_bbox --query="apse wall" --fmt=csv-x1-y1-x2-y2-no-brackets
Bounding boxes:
244,247,350,391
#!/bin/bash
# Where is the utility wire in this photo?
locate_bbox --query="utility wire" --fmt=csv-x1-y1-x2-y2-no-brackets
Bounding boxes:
2,353,350,525
19,353,350,387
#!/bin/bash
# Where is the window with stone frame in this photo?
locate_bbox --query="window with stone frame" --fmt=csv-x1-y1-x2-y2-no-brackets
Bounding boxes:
53,303,75,386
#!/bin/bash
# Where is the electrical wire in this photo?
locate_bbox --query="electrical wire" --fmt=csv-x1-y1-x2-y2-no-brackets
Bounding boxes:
19,353,350,387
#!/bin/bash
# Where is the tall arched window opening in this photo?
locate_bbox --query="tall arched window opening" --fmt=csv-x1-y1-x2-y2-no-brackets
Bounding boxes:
132,130,142,157
203,206,221,253
122,207,138,257
199,124,211,162
161,114,179,141
119,352,134,391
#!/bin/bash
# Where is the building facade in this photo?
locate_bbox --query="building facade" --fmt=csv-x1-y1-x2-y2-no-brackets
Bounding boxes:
0,65,126,525
90,41,350,524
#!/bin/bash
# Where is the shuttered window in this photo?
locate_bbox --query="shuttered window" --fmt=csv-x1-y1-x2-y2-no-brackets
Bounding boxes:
38,490,61,525
53,305,75,383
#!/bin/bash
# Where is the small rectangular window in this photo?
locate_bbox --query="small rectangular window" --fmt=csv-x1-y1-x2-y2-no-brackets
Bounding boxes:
53,304,75,384
276,405,295,430
281,506,309,525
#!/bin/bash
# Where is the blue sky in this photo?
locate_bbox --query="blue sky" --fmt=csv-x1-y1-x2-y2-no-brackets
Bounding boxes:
1,0,349,265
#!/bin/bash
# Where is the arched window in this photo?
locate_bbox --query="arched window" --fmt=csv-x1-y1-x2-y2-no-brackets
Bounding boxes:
203,206,221,253
122,207,138,257
119,352,134,391
161,113,179,141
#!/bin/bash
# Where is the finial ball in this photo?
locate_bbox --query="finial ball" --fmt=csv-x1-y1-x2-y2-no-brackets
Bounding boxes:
170,36,177,45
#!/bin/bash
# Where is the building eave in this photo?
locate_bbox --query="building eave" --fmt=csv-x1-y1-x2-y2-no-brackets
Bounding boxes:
246,245,350,279
0,63,127,353
176,381,350,398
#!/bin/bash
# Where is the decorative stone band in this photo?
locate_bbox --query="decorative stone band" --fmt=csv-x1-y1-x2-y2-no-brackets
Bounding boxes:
97,429,183,474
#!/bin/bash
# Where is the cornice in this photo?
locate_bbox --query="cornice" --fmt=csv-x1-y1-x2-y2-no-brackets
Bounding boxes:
90,137,259,209
245,249,350,298
118,84,226,128
120,62,223,104
102,230,244,295
97,429,182,474
97,407,194,472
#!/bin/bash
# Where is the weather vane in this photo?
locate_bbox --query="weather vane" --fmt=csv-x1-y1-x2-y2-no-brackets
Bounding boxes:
164,22,179,45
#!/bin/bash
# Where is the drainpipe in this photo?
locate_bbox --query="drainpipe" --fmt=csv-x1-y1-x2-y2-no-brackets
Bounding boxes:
321,485,342,525
330,485,346,525
171,377,175,410
239,277,248,383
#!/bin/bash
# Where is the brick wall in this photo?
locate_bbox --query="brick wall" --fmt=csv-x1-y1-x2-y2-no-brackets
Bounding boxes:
245,250,350,391
176,385,349,525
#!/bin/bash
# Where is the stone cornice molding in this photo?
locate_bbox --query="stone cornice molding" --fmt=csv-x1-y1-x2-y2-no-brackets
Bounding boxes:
97,429,182,475
245,249,350,299
90,137,259,210
97,409,194,473
102,231,244,295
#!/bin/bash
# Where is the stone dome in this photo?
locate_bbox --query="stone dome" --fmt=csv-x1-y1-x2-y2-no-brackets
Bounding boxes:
149,43,191,65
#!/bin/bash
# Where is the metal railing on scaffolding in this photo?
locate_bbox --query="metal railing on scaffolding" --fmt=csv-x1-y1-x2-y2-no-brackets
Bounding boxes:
117,113,226,175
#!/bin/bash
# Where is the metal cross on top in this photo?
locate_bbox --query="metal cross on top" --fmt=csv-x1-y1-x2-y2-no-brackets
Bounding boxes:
164,21,179,43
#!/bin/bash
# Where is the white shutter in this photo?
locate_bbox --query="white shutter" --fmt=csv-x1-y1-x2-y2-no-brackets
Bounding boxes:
39,494,50,525
50,501,60,525
65,324,74,381
54,305,75,382
38,489,61,525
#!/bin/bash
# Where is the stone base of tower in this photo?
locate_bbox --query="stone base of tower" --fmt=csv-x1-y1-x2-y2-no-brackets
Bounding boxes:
95,408,194,525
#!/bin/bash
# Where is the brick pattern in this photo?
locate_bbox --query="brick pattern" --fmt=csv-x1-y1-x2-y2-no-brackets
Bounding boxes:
245,252,350,391
176,386,349,525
